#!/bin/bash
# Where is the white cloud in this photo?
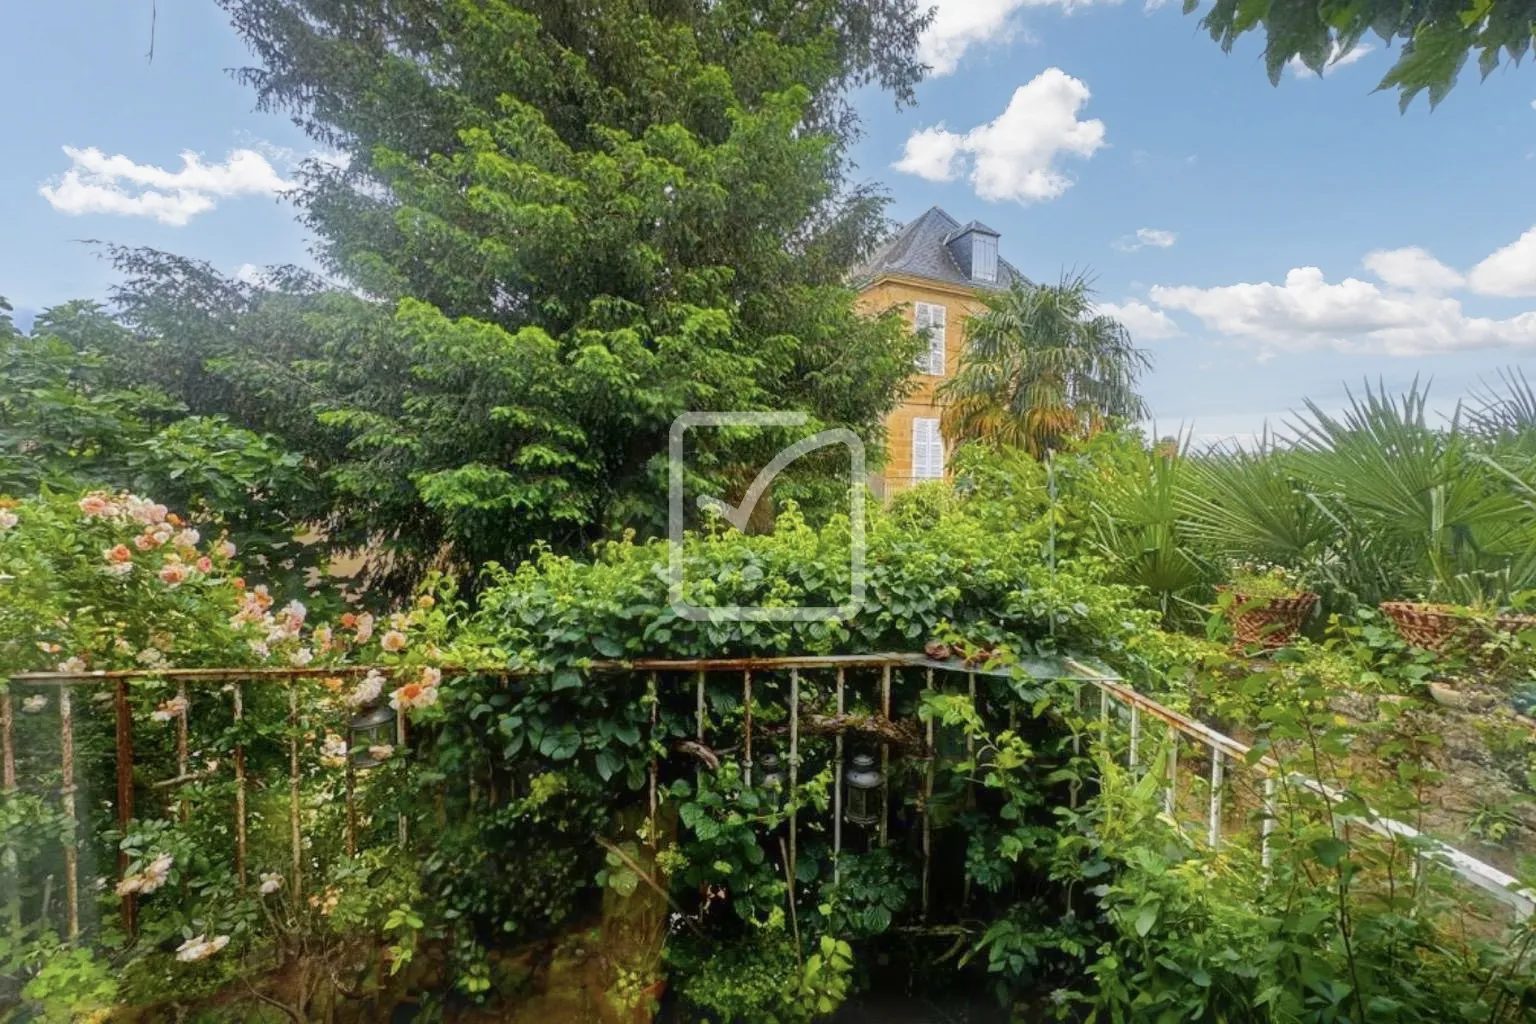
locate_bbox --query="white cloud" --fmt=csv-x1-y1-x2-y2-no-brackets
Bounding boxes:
1113,227,1177,252
233,263,277,289
894,69,1106,204
1362,247,1464,293
1097,299,1182,339
1148,267,1536,357
1468,226,1536,297
893,126,966,182
1530,99,1536,111
919,0,1116,77
39,146,289,226
1286,41,1375,78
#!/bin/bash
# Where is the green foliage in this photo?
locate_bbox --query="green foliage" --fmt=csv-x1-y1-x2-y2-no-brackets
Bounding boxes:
671,931,854,1023
0,299,319,587
100,0,934,594
1043,672,1536,1024
938,274,1152,457
813,847,913,938
19,944,118,1022
1225,560,1310,598
1189,0,1536,110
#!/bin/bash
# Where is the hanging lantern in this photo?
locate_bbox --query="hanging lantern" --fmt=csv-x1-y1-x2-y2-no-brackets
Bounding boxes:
758,751,785,810
348,704,396,769
843,752,883,828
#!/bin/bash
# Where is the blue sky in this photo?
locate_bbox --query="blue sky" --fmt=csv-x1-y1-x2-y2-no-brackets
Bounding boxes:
3,1,1535,439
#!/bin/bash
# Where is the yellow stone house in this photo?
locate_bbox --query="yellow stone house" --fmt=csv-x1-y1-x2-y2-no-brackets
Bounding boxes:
852,207,1027,497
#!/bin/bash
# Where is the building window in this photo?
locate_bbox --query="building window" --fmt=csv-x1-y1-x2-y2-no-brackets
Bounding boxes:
912,417,944,480
914,302,946,376
973,234,998,283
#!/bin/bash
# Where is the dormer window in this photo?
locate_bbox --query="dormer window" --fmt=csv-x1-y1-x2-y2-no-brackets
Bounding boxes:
944,221,1002,284
973,233,998,283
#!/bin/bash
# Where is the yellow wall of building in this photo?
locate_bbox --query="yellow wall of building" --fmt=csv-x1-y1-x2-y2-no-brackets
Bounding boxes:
856,274,987,497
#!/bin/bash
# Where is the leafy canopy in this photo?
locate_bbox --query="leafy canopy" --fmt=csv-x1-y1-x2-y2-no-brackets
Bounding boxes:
1190,0,1536,109
111,0,932,591
0,297,321,590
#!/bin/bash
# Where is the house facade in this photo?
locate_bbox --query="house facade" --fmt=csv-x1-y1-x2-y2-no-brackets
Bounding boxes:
852,207,1027,497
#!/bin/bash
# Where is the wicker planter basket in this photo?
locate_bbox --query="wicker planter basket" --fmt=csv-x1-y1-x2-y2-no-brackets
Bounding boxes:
1218,587,1318,649
1380,602,1536,653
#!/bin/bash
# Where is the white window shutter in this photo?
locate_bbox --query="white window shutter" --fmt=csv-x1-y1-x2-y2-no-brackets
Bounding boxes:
914,303,946,375
912,418,944,480
929,304,946,375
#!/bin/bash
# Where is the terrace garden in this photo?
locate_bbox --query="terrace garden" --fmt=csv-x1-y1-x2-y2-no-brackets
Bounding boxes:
3,372,1536,1022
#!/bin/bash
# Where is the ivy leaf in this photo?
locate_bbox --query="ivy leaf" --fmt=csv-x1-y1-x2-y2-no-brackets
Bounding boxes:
595,748,623,782
1309,836,1350,867
1133,904,1159,937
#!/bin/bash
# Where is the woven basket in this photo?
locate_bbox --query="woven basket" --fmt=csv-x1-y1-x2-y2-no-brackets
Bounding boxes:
1218,588,1318,649
1380,602,1536,653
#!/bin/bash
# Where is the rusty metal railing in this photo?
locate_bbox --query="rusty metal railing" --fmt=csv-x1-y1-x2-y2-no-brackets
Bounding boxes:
0,655,966,941
6,650,1527,952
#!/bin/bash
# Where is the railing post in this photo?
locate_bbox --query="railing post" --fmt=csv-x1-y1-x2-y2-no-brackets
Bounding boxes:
1207,750,1224,848
1261,774,1277,872
879,664,891,848
647,672,659,847
1,687,14,792
921,667,934,920
788,669,799,885
396,686,408,846
1070,682,1083,809
695,671,706,789
288,681,303,911
345,761,358,857
59,685,80,940
232,682,247,891
833,669,845,883
114,679,136,936
1128,704,1140,770
963,669,977,908
1164,737,1177,818
742,670,753,787
174,681,189,824
2,684,15,934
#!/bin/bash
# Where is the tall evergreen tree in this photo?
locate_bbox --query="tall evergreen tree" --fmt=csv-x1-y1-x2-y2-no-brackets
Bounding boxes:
114,0,930,590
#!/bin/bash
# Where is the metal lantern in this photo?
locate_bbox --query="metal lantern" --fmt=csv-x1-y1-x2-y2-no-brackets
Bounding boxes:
758,752,785,810
348,704,396,769
843,752,883,828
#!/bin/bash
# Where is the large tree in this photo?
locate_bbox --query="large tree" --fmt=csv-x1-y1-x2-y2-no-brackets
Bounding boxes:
114,0,930,590
1191,0,1535,109
938,275,1152,458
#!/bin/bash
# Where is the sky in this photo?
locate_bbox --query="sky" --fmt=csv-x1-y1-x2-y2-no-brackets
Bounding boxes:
2,1,1535,441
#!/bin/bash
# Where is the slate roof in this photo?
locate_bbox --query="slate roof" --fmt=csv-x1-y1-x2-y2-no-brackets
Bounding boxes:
851,207,1026,292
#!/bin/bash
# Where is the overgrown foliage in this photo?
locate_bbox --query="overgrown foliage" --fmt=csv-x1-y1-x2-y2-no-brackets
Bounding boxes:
99,0,935,594
1189,0,1536,110
0,298,322,591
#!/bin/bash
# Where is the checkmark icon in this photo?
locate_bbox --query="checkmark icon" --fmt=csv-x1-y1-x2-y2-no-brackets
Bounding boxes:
696,429,861,532
668,412,867,622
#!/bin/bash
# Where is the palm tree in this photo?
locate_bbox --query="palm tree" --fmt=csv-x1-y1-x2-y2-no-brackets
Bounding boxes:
938,274,1152,457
